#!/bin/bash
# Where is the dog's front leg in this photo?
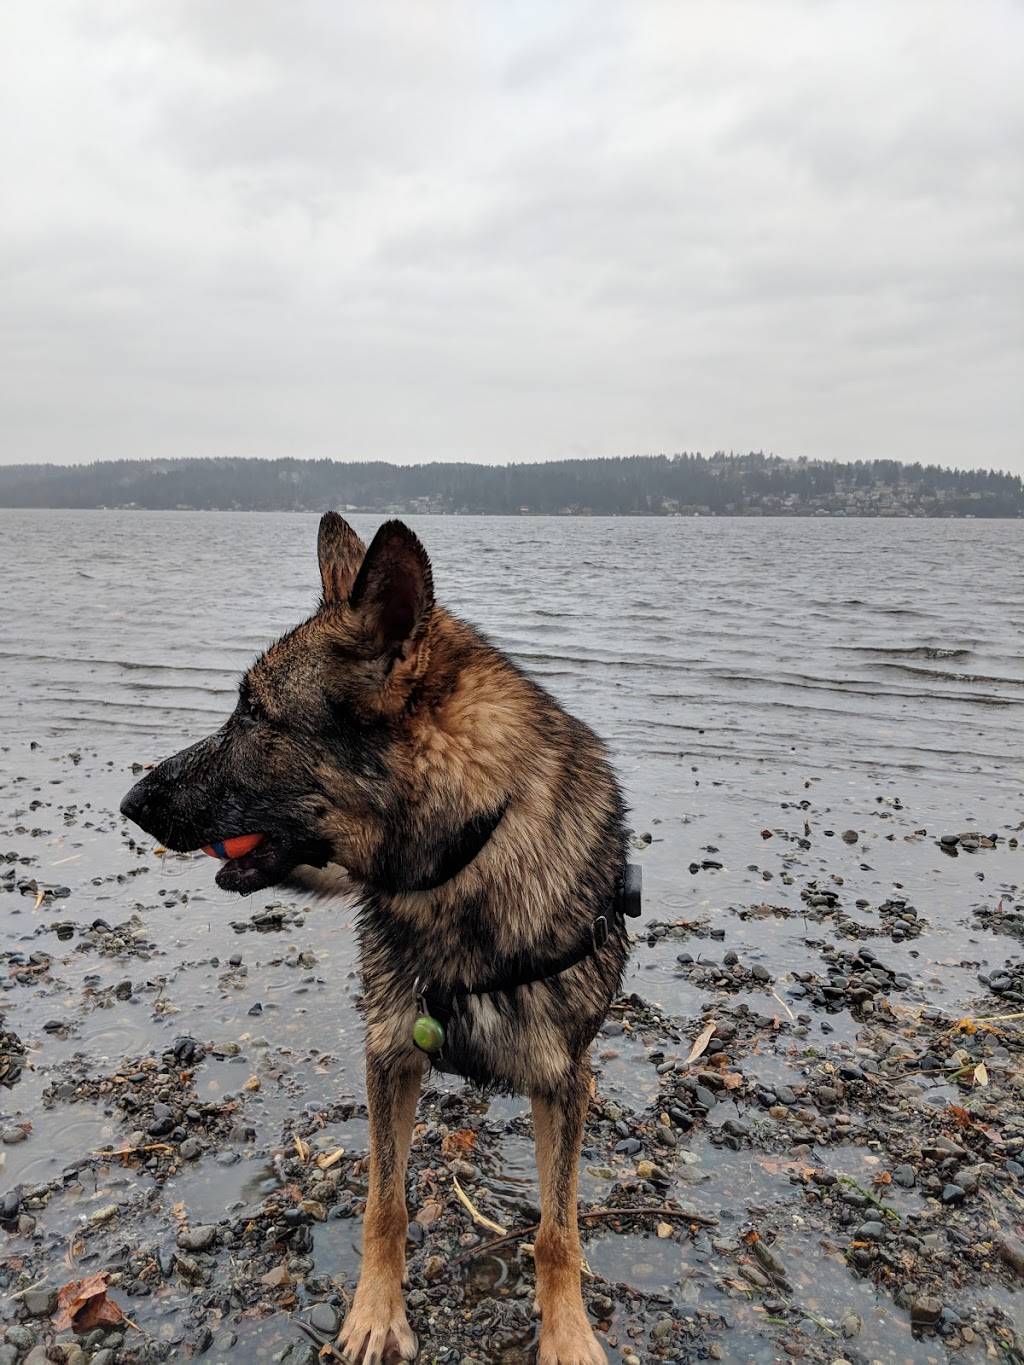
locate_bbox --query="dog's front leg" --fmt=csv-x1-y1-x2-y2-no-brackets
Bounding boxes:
531,1060,607,1365
338,1052,423,1364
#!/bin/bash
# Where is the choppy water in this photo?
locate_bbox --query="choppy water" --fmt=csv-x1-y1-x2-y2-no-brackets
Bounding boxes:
1,510,1023,1364
3,510,1023,781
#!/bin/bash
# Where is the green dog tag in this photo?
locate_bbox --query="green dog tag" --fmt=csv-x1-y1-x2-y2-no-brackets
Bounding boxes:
413,1014,445,1054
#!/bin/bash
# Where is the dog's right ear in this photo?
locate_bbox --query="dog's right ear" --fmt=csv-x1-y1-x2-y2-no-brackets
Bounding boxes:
318,512,367,606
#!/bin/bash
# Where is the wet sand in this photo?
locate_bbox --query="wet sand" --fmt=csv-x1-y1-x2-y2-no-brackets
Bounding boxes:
2,743,1022,1364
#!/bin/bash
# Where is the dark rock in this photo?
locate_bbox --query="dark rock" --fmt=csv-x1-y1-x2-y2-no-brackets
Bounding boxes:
22,1288,57,1316
855,1221,884,1241
308,1303,341,1335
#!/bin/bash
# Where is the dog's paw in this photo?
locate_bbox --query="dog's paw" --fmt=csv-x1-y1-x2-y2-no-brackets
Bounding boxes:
337,1285,418,1364
537,1315,607,1365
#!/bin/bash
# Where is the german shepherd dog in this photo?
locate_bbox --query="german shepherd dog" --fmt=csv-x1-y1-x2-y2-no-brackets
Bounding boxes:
121,515,630,1364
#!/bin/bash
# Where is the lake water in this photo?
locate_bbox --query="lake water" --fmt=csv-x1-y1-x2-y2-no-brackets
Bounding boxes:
4,510,1023,783
1,510,1022,1363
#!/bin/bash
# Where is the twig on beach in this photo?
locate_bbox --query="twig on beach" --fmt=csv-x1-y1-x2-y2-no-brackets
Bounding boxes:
452,1175,507,1235
89,1143,174,1160
770,990,795,1022
451,1205,718,1266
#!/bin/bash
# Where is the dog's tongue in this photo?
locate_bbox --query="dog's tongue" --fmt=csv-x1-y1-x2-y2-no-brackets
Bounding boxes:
202,833,265,861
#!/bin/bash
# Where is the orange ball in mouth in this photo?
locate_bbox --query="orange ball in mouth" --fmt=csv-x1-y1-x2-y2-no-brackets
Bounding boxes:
202,833,265,860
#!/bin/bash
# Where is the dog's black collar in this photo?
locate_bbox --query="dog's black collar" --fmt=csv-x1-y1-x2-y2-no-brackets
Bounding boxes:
421,863,642,1029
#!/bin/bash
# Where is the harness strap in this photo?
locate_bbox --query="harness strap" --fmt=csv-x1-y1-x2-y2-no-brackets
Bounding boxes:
423,862,642,1027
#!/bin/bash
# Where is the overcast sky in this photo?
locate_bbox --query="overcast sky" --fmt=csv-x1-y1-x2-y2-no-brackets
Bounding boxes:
2,2,1021,472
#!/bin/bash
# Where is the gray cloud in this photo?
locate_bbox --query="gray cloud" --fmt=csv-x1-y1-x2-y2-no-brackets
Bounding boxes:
1,0,1021,469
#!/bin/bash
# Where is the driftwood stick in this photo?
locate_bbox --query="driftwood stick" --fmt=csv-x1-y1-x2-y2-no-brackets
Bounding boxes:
451,1204,717,1265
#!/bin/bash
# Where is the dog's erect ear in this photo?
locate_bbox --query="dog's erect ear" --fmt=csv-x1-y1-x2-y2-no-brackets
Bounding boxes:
318,512,367,606
349,520,434,655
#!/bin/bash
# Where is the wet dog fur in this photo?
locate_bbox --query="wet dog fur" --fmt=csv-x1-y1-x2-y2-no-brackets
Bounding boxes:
121,514,629,1364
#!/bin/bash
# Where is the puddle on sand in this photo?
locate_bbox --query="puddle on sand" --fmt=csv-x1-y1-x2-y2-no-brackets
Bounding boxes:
592,1033,661,1109
162,1153,275,1222
310,1215,364,1284
585,1229,683,1292
1,1102,114,1186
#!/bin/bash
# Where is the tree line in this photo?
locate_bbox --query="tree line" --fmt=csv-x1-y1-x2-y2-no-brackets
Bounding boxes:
0,453,1020,516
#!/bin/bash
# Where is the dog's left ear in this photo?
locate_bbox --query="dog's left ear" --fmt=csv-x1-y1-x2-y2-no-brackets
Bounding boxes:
349,520,434,658
318,512,367,606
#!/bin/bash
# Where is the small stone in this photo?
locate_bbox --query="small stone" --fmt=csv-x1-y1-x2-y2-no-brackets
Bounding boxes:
855,1221,884,1241
997,1233,1024,1279
308,1303,341,1335
22,1288,58,1315
177,1223,218,1251
656,1222,673,1239
893,1164,916,1188
261,1263,292,1287
911,1296,943,1327
840,1311,862,1338
841,830,859,844
941,1183,965,1204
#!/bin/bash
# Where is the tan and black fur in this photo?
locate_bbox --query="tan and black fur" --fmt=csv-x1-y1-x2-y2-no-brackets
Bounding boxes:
121,514,629,1364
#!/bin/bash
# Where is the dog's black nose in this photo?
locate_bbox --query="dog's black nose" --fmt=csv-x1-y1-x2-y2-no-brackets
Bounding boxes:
120,779,150,825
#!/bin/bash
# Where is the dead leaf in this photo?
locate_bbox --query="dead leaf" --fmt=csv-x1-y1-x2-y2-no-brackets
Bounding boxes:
261,1264,292,1288
974,1061,989,1087
53,1272,126,1333
441,1129,477,1158
683,1020,716,1066
721,1072,744,1090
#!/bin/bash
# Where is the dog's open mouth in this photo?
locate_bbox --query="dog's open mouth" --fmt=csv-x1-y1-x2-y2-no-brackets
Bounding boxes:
201,832,329,896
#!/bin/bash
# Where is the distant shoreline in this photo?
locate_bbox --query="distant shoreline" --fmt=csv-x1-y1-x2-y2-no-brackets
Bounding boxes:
2,506,1020,520
2,453,1020,517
